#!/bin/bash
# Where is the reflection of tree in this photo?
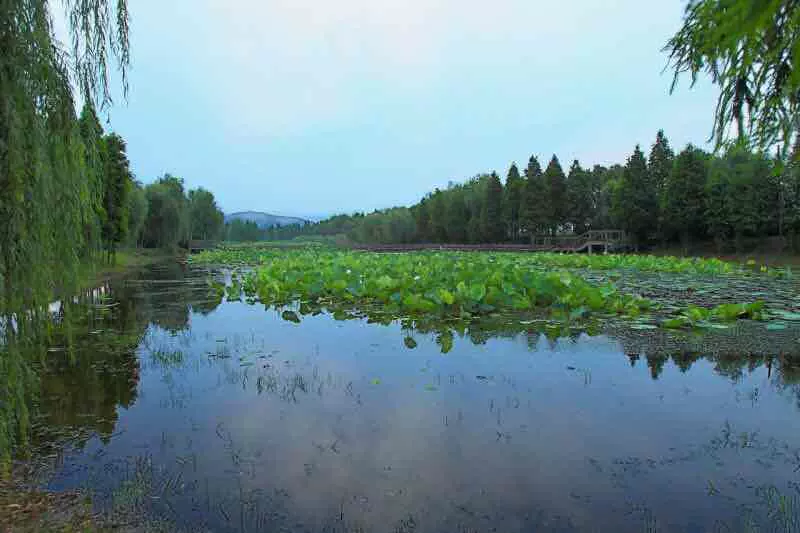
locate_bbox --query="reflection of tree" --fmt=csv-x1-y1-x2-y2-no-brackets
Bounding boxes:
135,263,224,331
646,353,669,380
33,284,147,448
672,351,701,373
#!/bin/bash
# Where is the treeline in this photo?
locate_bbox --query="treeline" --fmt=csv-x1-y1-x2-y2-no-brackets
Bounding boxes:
268,131,800,253
74,105,226,254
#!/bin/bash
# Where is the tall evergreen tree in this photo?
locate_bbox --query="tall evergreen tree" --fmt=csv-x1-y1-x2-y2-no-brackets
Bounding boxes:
648,130,674,242
617,145,656,248
481,172,505,243
566,160,594,234
521,156,546,238
543,155,567,234
102,133,132,261
503,163,524,241
662,145,707,252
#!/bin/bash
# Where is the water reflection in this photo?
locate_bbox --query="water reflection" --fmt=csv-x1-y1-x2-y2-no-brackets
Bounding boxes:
4,264,800,532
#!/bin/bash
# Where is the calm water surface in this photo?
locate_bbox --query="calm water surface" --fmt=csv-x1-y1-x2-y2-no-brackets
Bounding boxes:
32,264,800,532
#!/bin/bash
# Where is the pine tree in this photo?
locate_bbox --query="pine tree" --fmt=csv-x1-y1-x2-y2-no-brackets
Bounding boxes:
503,163,524,241
481,172,505,243
566,160,594,234
648,130,674,243
662,145,707,252
521,156,546,238
543,155,567,234
617,145,656,248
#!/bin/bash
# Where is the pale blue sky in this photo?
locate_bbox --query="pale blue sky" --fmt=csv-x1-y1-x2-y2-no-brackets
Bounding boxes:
102,0,716,218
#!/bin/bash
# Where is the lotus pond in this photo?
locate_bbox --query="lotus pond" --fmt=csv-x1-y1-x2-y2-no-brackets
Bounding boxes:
4,252,800,532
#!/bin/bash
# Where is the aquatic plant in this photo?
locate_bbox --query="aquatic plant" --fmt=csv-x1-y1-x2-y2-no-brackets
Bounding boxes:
231,250,652,320
192,245,751,275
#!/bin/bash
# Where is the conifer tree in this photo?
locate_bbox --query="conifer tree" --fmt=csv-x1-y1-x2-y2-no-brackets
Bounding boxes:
482,172,505,243
521,156,546,238
566,160,594,234
543,155,567,234
503,163,524,241
102,133,132,261
648,130,674,242
617,145,656,248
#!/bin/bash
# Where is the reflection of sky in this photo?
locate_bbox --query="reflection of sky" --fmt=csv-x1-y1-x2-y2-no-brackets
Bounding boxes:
50,299,800,533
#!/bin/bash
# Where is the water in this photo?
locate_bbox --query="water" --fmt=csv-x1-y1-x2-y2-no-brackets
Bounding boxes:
16,263,800,532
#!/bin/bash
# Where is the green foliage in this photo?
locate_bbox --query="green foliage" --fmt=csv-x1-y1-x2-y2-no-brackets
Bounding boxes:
663,145,707,250
567,160,594,234
210,249,652,320
142,174,190,249
126,182,149,247
189,187,224,240
503,163,524,241
666,0,800,151
194,245,743,275
706,144,778,251
193,248,772,334
617,145,657,247
649,130,674,241
543,155,567,234
521,156,546,237
102,133,132,258
481,172,505,243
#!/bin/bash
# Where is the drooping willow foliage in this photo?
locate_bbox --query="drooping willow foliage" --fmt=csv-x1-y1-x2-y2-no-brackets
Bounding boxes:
0,0,130,472
0,0,129,313
665,0,800,154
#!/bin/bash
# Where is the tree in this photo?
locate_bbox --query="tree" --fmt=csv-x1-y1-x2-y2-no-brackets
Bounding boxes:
413,198,431,242
665,0,800,152
566,160,594,234
142,174,190,249
429,190,448,243
0,0,130,473
521,156,546,238
503,163,524,241
227,220,264,242
543,155,567,234
705,144,775,252
617,145,657,248
444,187,469,243
663,145,708,252
77,104,107,256
481,172,504,242
189,188,224,240
102,133,132,261
126,182,149,248
648,130,674,242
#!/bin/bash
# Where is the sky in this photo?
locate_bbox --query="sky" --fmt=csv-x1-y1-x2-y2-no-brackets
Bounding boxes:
98,0,717,218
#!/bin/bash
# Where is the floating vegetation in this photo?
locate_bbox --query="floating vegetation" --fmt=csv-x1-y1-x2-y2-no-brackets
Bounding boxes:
194,249,778,331
192,245,755,275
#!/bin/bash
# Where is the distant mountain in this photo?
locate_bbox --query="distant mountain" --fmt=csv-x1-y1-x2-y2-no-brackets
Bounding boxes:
224,211,310,228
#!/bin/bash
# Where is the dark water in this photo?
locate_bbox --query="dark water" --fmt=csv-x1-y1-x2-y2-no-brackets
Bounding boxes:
22,264,800,532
